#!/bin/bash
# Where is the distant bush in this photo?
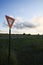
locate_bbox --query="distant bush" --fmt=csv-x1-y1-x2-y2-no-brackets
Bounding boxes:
28,34,31,35
23,33,25,35
37,33,40,35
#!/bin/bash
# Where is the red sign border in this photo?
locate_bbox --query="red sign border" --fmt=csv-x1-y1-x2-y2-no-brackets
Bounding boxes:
5,15,15,28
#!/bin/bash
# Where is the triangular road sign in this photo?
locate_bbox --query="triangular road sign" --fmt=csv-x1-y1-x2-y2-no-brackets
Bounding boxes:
5,15,15,28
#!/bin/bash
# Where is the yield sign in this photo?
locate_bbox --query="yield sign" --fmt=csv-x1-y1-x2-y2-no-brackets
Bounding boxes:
5,15,15,28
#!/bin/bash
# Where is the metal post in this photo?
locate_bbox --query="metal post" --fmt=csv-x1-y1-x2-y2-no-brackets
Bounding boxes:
8,27,11,65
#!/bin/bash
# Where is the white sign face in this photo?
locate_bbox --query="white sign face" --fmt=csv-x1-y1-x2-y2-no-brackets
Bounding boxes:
5,15,15,28
8,19,13,25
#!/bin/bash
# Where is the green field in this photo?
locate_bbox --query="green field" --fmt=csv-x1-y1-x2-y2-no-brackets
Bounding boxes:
0,34,43,65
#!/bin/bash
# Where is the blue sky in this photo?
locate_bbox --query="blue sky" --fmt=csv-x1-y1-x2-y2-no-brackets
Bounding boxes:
0,0,43,34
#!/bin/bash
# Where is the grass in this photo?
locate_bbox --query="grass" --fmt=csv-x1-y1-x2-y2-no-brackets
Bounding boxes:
0,34,43,65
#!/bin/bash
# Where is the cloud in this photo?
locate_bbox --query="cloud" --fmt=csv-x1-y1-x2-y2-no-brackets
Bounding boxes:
4,16,38,29
29,16,43,34
0,30,2,32
14,17,37,29
0,30,6,33
23,21,36,28
13,16,43,34
14,22,37,29
1,16,43,34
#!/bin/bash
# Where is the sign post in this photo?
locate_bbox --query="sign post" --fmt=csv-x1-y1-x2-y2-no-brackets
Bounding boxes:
8,27,11,65
5,15,15,65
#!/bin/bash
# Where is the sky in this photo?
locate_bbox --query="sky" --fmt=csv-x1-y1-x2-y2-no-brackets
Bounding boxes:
0,0,43,34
